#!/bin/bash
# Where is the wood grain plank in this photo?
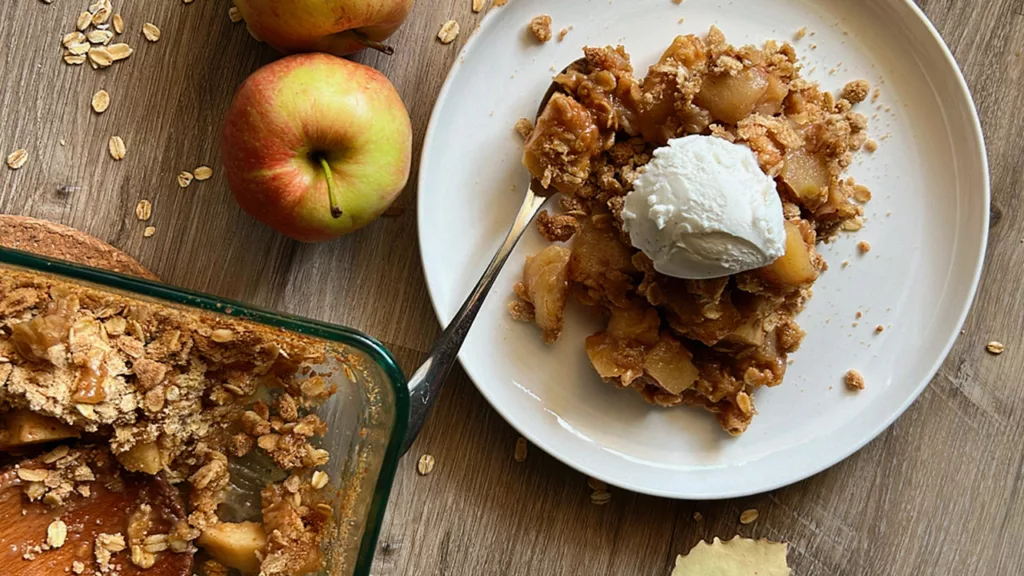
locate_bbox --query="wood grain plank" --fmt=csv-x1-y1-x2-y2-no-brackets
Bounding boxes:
3,0,1024,575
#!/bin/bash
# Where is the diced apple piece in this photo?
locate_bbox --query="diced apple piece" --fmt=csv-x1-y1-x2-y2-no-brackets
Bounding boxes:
642,335,699,396
570,217,636,306
781,150,830,207
753,73,789,116
757,221,819,287
197,521,267,575
522,245,572,344
607,303,660,345
585,332,627,381
0,410,79,451
116,441,162,475
721,316,766,347
695,68,769,124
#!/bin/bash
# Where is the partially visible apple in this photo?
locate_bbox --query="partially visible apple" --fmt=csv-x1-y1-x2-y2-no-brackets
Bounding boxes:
234,0,415,56
221,53,413,242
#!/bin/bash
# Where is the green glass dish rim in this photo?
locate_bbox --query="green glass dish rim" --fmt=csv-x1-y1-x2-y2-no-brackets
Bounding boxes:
0,247,410,576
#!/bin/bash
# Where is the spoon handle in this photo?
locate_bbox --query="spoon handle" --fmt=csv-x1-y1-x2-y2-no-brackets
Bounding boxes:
402,188,549,454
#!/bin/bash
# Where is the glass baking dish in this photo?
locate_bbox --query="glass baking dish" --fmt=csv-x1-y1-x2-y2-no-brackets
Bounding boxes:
0,247,409,576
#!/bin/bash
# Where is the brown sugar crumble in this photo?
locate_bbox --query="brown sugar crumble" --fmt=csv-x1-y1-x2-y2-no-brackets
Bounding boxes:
858,240,872,254
529,15,553,43
864,139,878,152
514,27,874,435
841,80,871,104
515,117,534,140
558,27,570,42
0,270,343,576
875,325,884,334
536,209,581,242
845,369,865,391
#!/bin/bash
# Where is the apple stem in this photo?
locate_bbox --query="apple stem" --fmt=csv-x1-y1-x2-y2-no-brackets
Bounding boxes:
318,156,343,219
355,33,395,55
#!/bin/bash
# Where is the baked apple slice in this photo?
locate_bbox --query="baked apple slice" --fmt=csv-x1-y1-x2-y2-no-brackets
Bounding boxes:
520,245,572,344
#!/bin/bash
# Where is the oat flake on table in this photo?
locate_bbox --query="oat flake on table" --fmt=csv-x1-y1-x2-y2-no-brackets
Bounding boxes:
108,136,126,160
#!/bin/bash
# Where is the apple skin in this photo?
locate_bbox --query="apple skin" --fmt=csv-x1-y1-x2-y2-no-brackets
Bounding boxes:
234,0,415,56
221,53,412,242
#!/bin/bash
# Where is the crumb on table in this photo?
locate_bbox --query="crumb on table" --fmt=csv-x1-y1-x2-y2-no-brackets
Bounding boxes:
529,15,552,43
858,240,872,254
864,139,878,152
795,27,808,40
845,369,865,391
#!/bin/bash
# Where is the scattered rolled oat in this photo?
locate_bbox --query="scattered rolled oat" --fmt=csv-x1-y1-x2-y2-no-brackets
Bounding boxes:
857,240,872,254
739,508,759,525
143,226,156,238
89,46,114,67
76,11,92,31
416,454,435,476
112,14,124,34
135,200,152,221
47,519,68,549
87,29,114,44
177,171,194,188
852,184,872,203
107,43,133,61
514,118,534,139
795,27,808,40
472,0,485,12
590,490,612,506
844,369,865,391
193,166,214,181
311,470,330,489
529,15,552,43
228,6,243,23
986,341,1005,355
108,136,126,160
514,437,528,462
6,148,28,170
437,20,459,44
91,89,110,113
587,477,607,491
692,511,703,522
210,328,235,343
142,23,161,42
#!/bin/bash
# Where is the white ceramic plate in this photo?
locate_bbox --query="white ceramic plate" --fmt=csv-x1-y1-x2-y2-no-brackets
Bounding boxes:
417,0,988,498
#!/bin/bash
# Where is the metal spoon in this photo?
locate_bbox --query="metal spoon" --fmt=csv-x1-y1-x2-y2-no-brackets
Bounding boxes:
402,62,584,453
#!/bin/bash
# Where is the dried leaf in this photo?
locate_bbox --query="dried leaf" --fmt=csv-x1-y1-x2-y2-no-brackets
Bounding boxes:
673,537,790,576
108,136,126,160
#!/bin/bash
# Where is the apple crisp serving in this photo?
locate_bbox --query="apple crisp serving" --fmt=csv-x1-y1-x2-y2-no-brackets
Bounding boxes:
513,27,872,435
0,270,341,575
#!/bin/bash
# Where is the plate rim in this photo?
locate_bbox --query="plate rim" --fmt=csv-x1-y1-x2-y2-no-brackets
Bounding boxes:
415,0,991,499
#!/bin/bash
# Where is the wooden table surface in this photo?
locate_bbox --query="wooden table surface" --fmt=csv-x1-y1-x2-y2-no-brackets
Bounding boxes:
2,1,1022,575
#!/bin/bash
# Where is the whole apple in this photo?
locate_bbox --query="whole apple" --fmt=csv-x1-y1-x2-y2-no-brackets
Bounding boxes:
234,0,415,56
221,53,412,242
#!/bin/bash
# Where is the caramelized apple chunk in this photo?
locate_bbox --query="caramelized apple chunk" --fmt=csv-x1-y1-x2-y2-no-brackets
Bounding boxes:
756,220,822,287
781,150,831,207
198,522,267,575
521,245,572,344
523,93,602,195
695,67,770,124
642,334,699,396
569,215,637,307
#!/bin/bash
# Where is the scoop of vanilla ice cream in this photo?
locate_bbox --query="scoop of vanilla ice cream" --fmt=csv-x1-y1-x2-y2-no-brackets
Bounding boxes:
621,135,786,280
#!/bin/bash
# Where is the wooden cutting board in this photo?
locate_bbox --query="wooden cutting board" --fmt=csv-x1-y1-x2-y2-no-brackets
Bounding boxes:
0,215,157,280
